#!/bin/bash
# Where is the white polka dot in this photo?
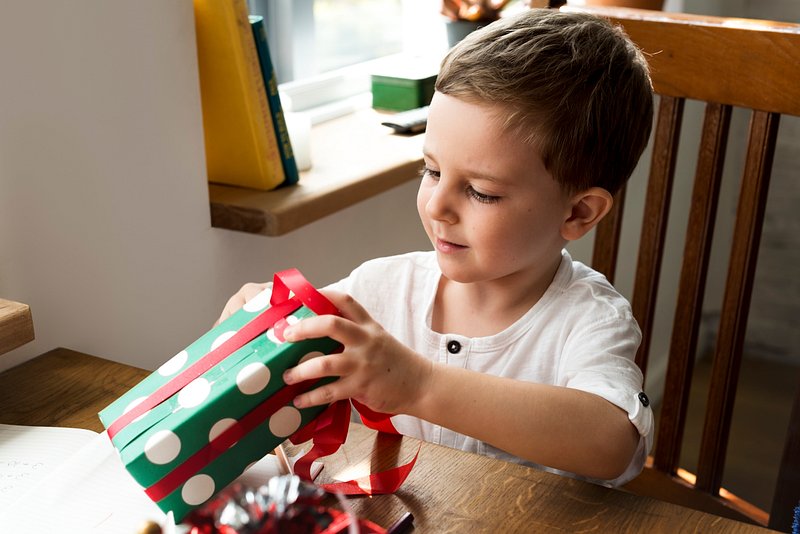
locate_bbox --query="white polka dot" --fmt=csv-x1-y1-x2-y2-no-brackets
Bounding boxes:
210,331,237,351
242,287,272,312
266,316,298,345
181,474,215,506
298,351,324,365
236,363,271,395
178,378,211,408
158,350,188,376
123,397,151,423
269,406,302,437
144,430,181,465
124,397,145,413
266,326,285,345
208,418,238,444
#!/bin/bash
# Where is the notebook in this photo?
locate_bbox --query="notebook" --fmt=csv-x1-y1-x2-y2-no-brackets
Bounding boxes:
0,424,319,533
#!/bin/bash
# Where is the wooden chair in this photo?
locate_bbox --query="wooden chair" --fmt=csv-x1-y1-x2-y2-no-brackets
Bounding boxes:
562,6,800,531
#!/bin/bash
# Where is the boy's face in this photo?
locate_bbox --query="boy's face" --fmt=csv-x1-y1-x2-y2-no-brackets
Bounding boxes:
417,93,574,286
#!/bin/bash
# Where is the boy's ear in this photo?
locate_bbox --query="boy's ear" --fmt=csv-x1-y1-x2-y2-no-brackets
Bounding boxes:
561,187,614,241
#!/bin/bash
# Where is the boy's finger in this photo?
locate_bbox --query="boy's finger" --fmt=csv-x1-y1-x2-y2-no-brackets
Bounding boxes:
292,381,344,409
283,352,349,385
214,297,242,326
214,282,272,326
284,314,365,346
318,290,373,323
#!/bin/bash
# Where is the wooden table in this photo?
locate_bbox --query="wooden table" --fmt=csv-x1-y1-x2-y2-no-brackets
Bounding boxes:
0,348,775,533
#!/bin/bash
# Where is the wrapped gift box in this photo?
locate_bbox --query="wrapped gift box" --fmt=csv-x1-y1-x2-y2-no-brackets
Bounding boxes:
99,274,340,521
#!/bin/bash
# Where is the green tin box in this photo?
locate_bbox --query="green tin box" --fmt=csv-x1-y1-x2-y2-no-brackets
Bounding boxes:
99,275,339,521
371,65,437,112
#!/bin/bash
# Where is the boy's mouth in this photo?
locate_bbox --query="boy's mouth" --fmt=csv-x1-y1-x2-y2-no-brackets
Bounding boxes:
435,238,467,253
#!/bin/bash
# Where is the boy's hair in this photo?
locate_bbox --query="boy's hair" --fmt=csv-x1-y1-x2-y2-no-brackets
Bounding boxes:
436,9,653,195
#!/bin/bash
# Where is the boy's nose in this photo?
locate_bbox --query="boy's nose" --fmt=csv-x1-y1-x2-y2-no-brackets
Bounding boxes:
425,179,458,224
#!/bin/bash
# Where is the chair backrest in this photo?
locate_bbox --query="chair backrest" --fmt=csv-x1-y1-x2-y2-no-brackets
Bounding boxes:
563,6,800,531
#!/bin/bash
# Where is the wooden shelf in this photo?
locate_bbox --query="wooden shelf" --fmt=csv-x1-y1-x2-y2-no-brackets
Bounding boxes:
0,299,34,356
209,108,425,236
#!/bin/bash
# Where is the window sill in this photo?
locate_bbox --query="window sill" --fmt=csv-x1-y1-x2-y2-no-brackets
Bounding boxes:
209,108,425,236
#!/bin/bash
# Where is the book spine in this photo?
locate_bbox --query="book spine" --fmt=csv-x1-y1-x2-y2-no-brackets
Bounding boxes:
193,0,284,190
250,16,299,186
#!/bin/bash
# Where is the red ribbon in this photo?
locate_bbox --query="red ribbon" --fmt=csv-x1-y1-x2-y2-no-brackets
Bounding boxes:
109,268,417,503
289,399,419,496
146,378,319,501
107,297,302,440
275,271,419,495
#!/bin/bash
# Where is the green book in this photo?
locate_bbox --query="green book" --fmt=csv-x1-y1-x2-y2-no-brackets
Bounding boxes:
249,16,299,186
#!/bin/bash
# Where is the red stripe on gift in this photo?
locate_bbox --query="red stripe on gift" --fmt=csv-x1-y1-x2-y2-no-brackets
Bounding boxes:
107,298,302,439
145,378,319,502
109,267,417,502
109,268,339,439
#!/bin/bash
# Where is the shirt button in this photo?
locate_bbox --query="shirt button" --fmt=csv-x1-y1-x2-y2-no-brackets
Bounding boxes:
638,392,650,407
447,340,461,354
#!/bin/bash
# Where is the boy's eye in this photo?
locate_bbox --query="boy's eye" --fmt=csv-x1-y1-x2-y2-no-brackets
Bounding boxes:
467,186,500,204
419,165,440,180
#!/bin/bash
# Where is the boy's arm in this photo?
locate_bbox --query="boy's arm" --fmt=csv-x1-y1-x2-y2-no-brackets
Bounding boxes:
414,364,639,480
282,290,641,481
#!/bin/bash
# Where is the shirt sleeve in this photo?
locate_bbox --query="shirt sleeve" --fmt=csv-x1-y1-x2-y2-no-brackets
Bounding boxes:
560,314,652,438
558,312,654,485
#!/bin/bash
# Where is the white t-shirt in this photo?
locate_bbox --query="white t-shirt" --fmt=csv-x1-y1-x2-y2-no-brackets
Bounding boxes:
328,249,653,486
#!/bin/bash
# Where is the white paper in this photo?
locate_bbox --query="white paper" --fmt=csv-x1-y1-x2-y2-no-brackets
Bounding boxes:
0,424,97,507
0,426,165,533
0,424,322,534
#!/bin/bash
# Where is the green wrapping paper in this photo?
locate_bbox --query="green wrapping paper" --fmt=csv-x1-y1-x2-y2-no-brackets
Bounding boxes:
99,286,339,521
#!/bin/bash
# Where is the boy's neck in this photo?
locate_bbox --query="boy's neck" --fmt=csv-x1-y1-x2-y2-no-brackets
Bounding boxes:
431,253,564,338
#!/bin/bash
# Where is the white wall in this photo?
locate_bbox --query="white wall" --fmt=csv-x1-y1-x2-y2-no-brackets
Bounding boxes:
0,0,429,372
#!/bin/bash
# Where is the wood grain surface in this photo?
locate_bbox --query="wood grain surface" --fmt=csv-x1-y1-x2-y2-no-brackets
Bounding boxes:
0,349,148,432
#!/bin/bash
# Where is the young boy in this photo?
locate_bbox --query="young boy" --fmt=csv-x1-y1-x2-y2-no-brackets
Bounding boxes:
217,9,654,485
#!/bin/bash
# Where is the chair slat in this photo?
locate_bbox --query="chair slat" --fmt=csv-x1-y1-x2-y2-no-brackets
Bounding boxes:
696,110,780,494
631,96,683,376
565,7,799,524
654,102,732,475
591,184,626,285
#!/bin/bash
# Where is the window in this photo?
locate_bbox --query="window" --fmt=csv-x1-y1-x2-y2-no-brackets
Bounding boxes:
249,0,447,115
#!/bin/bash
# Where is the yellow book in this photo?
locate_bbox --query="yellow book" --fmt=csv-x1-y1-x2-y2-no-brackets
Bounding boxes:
193,0,284,190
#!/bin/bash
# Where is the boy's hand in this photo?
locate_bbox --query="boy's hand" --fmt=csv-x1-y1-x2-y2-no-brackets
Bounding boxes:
214,282,272,326
281,290,433,416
